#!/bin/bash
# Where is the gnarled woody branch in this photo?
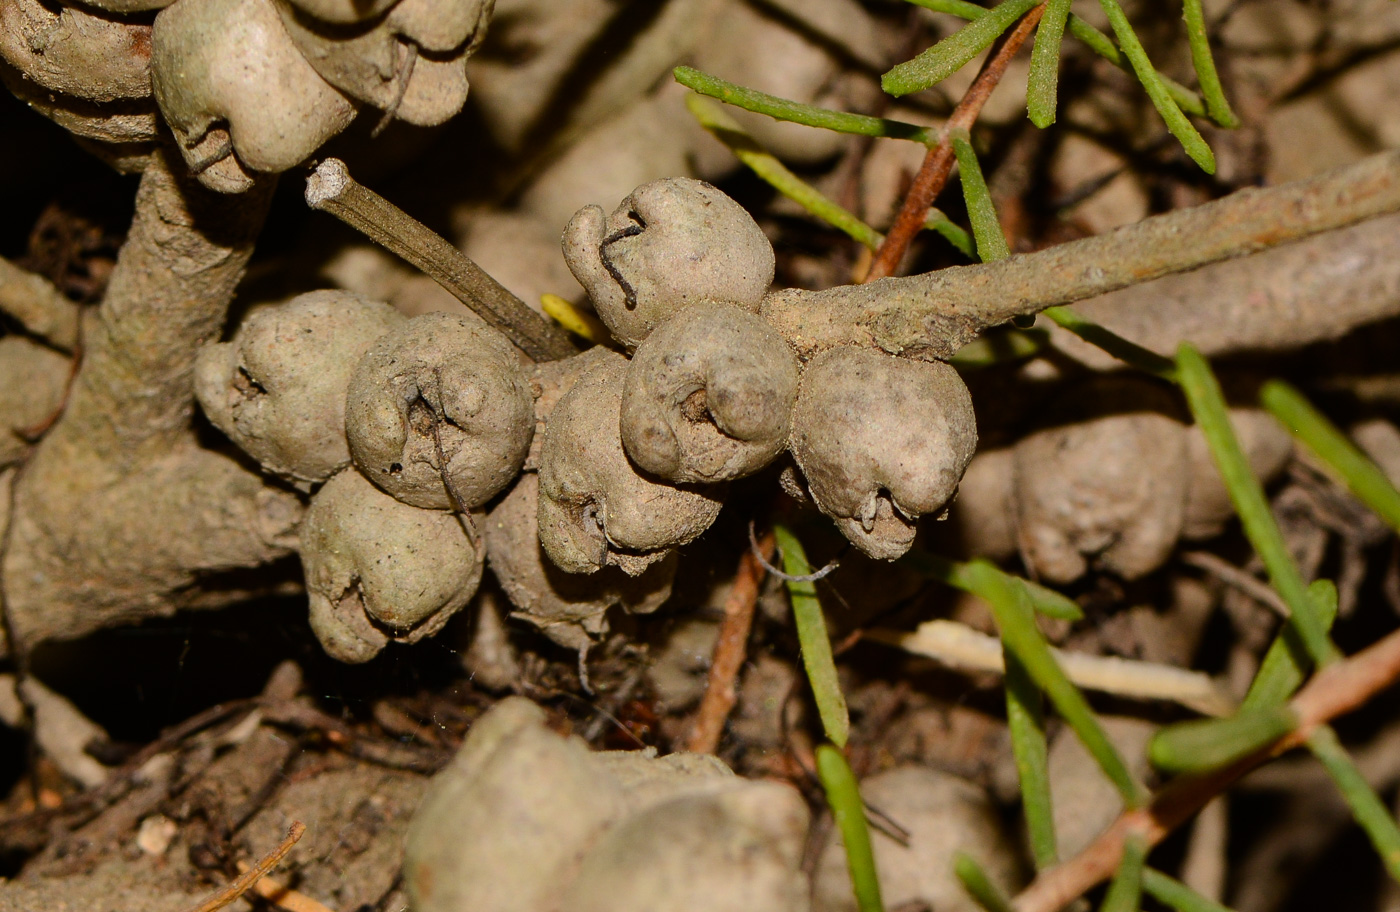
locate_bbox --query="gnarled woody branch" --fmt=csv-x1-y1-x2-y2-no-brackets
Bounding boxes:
1,147,302,653
763,149,1400,361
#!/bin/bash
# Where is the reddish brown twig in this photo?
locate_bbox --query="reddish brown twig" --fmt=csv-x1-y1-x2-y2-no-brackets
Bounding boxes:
182,821,306,912
864,3,1047,282
684,530,776,754
1011,623,1400,912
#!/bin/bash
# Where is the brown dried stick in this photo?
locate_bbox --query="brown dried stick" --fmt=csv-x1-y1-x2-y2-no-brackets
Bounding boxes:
763,148,1400,361
1011,621,1400,912
865,2,1046,282
305,159,577,362
182,821,306,912
685,531,775,754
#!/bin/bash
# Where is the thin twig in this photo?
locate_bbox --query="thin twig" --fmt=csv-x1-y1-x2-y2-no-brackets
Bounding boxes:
305,159,577,362
1181,550,1292,619
1011,621,1400,912
762,148,1400,361
181,822,306,912
864,2,1046,282
685,531,775,754
234,860,337,912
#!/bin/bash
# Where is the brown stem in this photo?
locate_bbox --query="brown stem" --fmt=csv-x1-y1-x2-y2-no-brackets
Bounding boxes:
182,821,306,912
305,159,577,362
684,531,775,754
864,3,1047,282
1011,621,1400,912
762,148,1400,362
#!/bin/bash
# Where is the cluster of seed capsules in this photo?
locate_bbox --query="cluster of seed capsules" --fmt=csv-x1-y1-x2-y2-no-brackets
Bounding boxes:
0,0,489,190
194,177,978,661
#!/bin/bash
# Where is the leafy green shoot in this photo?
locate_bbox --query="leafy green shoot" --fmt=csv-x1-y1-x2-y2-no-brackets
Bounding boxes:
772,523,850,747
675,66,936,145
1261,380,1400,534
954,852,1016,912
951,130,1011,262
1093,0,1215,172
883,0,1042,97
1026,0,1073,127
900,550,1084,621
1100,832,1147,912
1005,650,1057,869
1242,580,1338,712
1142,868,1237,912
1175,345,1339,668
1148,705,1298,775
817,745,886,912
967,560,1149,808
899,0,1208,117
1039,307,1177,380
926,208,977,257
1308,725,1400,880
1182,0,1240,128
685,94,881,250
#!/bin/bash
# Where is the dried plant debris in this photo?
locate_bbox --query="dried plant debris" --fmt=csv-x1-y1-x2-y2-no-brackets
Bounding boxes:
621,300,799,484
562,177,776,348
194,289,405,483
346,311,535,511
790,347,977,560
300,466,484,662
404,696,811,912
537,354,724,576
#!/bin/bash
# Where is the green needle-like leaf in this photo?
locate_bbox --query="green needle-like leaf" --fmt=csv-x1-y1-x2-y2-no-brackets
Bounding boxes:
883,0,1041,96
1148,705,1298,775
1006,650,1057,869
952,131,1011,262
675,66,937,144
1182,0,1240,128
1243,580,1338,712
1041,306,1177,379
1261,380,1400,534
926,208,977,257
1308,725,1400,880
773,523,850,747
1100,832,1148,912
968,560,1149,808
685,94,882,250
1026,0,1072,127
900,550,1084,621
1095,0,1216,173
817,745,886,912
1176,345,1339,668
954,852,1015,912
1142,868,1237,912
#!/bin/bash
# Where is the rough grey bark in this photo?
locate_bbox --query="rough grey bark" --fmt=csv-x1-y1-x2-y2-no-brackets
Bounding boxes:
1,147,302,653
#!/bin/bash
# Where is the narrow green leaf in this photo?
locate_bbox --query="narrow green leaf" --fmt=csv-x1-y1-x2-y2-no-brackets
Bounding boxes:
968,559,1149,808
1026,0,1073,127
1095,0,1216,173
1308,725,1400,880
883,0,1042,97
817,745,886,912
1261,380,1400,534
900,0,1208,116
925,208,976,257
1142,868,1237,912
1243,579,1338,712
1175,345,1339,668
674,66,937,145
1041,306,1177,379
1100,832,1148,912
900,550,1084,621
773,523,850,747
685,94,882,250
952,131,1011,262
1181,0,1240,128
954,852,1015,912
1148,705,1298,775
1005,650,1057,869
